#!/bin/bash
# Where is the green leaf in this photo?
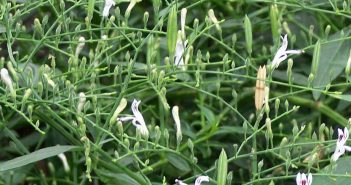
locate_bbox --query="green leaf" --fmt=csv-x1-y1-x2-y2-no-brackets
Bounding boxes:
244,15,252,55
0,145,79,171
167,154,190,173
198,105,216,125
167,5,178,58
329,94,351,102
313,156,351,185
217,149,228,185
87,0,95,20
312,29,351,100
97,170,141,185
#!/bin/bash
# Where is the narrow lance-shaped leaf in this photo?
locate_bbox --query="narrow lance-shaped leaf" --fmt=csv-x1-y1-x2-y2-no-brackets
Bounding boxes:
167,6,178,59
244,15,253,55
217,149,228,185
0,145,79,172
87,0,95,21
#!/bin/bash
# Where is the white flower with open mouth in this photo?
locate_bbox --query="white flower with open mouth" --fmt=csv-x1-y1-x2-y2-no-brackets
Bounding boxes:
332,127,351,161
103,0,116,17
118,99,149,137
175,176,209,185
271,34,303,69
296,172,312,185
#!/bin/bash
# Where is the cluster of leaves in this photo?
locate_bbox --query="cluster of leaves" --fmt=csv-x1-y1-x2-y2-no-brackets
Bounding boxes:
1,0,351,185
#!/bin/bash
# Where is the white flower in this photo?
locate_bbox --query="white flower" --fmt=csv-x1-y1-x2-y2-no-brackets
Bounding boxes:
77,92,86,114
332,127,351,161
118,99,149,137
271,34,302,69
0,68,15,97
172,106,182,144
195,176,209,185
296,172,312,185
58,153,70,173
103,0,116,17
175,176,209,185
174,32,188,70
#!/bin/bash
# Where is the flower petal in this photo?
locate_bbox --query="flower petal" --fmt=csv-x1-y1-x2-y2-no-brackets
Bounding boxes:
307,173,313,185
296,172,301,185
195,176,209,185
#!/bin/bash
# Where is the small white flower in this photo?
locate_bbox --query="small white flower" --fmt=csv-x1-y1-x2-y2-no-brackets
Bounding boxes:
0,68,15,97
58,153,70,173
296,172,312,185
271,34,302,69
332,127,351,161
77,92,86,114
172,106,182,144
181,8,187,39
175,176,209,185
195,176,209,185
174,31,188,70
103,0,116,17
118,99,149,138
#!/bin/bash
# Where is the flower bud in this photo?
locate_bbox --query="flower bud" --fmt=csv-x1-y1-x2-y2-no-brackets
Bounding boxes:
143,11,149,28
172,106,182,147
208,9,221,32
77,92,86,114
1,68,15,98
75,37,85,57
110,98,128,125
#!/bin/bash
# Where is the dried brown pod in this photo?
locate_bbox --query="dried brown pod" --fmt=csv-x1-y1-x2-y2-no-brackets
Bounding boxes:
255,65,266,110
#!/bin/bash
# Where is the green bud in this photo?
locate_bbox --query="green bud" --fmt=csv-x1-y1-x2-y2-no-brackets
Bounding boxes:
154,126,161,145
143,11,149,28
243,121,248,139
34,18,43,37
285,100,289,112
325,25,331,38
257,160,264,174
110,98,128,125
37,82,43,97
274,98,280,117
163,128,169,147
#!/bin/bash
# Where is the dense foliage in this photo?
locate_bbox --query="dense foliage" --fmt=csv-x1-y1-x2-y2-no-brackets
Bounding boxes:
1,0,351,185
